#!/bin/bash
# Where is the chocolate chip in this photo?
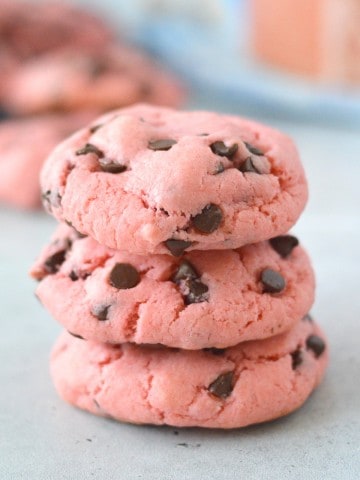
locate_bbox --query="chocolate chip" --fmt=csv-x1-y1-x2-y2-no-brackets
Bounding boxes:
261,268,286,293
210,141,238,159
87,59,109,78
69,270,79,281
91,304,111,321
89,123,103,134
302,313,313,323
291,349,303,369
44,250,67,274
172,260,198,283
165,239,192,257
244,142,264,156
0,107,11,121
41,190,62,208
192,204,223,234
98,159,127,174
269,235,299,258
208,372,234,399
109,263,140,289
68,331,84,340
204,348,226,356
148,139,177,151
75,143,104,157
214,163,225,174
306,335,326,358
185,279,209,304
238,157,261,174
198,133,209,136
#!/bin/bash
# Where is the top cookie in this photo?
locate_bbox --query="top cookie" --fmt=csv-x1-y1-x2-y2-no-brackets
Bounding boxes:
41,104,308,254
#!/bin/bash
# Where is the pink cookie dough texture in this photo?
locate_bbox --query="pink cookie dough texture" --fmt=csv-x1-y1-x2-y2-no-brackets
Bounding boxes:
0,0,112,102
50,318,328,428
40,104,308,255
0,113,95,209
4,47,184,116
31,223,314,349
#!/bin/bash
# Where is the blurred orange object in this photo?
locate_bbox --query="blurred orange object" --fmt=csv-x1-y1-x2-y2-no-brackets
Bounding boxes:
251,0,360,86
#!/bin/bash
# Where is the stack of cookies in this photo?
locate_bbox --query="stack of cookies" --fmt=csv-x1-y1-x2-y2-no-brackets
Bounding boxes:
31,104,328,428
0,1,183,209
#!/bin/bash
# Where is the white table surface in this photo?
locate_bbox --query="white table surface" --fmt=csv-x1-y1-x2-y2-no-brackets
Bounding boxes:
1,101,360,479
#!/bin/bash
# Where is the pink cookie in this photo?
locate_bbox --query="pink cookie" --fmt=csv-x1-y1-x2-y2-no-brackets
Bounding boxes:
31,223,314,349
50,318,328,428
0,113,94,209
4,47,184,116
40,104,308,255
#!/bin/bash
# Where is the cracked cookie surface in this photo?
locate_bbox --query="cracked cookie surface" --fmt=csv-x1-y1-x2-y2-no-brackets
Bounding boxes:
40,104,308,254
50,319,328,428
31,223,314,349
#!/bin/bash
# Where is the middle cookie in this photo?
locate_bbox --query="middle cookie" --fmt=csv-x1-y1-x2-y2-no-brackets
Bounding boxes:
31,224,314,350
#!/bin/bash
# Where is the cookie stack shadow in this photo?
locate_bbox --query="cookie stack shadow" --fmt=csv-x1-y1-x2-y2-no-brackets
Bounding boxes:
30,104,328,429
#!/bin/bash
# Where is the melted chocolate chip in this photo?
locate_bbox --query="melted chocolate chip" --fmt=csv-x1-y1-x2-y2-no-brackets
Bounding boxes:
98,159,127,174
68,331,84,340
109,263,140,290
87,59,109,78
172,260,198,283
184,279,209,304
306,335,326,358
302,313,313,323
238,157,261,174
291,349,303,369
91,304,111,321
210,141,238,159
269,235,299,258
208,372,234,399
165,239,192,257
44,249,67,274
244,142,264,156
261,268,286,293
204,348,226,356
148,139,177,151
192,204,223,234
75,143,104,157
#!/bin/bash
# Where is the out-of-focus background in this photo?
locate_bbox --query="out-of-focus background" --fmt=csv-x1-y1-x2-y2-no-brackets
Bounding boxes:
1,1,359,479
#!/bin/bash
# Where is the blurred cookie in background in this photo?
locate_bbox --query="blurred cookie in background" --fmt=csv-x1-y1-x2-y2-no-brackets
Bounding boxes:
251,0,360,86
0,112,95,209
3,46,184,115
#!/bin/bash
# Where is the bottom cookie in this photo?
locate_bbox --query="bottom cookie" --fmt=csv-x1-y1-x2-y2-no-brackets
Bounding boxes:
50,318,328,429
